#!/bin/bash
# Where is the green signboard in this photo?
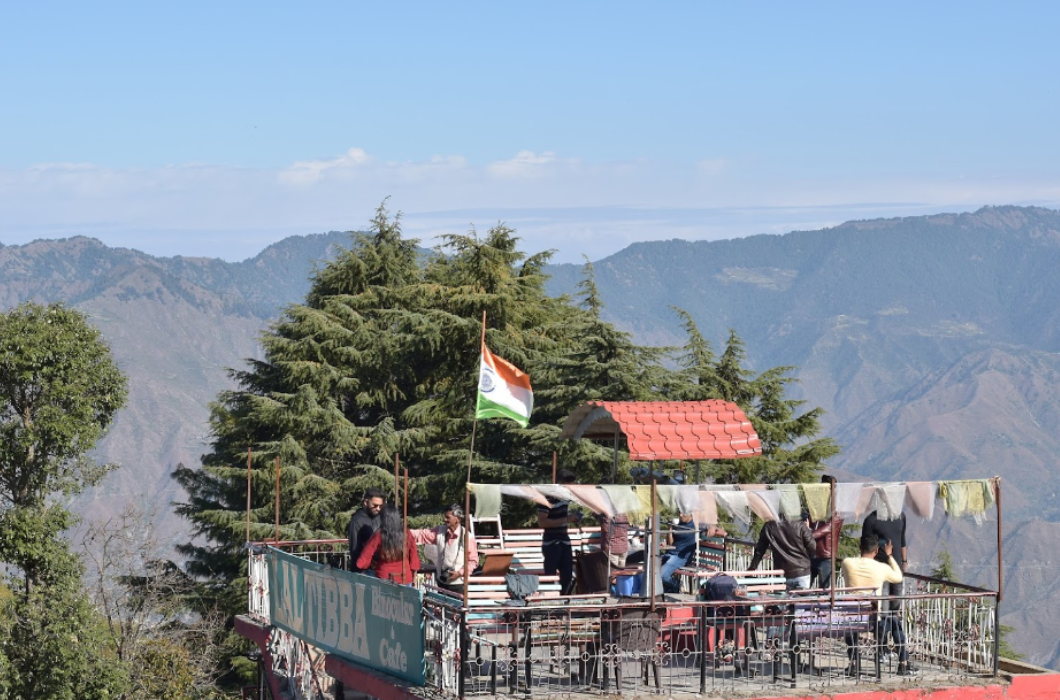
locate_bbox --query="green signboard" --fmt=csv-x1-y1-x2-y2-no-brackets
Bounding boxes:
267,546,426,685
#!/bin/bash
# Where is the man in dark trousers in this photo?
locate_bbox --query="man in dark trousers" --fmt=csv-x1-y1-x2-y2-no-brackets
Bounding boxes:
861,509,914,673
347,487,385,572
538,469,579,594
810,475,844,588
748,517,816,590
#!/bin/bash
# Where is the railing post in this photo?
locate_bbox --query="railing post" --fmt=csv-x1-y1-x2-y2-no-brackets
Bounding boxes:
699,602,707,693
993,595,1001,677
458,607,468,699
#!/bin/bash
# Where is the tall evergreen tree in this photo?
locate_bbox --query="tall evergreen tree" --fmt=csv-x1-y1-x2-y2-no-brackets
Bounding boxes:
670,313,839,485
174,207,841,683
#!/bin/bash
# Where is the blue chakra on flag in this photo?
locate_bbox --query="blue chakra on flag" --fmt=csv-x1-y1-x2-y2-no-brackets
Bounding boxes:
480,367,496,393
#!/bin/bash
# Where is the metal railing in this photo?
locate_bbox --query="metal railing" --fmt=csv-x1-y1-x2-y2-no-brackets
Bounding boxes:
416,587,997,699
244,541,998,700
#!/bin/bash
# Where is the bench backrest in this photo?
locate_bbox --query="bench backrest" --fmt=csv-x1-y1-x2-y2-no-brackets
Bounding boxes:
481,527,603,574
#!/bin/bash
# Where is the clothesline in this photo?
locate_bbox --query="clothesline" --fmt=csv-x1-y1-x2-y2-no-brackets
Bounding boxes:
467,478,998,528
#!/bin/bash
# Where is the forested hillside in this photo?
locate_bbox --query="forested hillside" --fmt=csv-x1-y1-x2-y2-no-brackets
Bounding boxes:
545,205,1060,667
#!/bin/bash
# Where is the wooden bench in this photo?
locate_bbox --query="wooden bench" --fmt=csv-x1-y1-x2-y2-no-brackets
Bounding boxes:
481,527,604,574
673,567,789,597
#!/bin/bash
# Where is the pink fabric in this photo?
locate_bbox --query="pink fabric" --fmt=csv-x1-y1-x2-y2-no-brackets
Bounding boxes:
568,485,616,517
694,490,718,526
904,481,936,520
747,491,780,522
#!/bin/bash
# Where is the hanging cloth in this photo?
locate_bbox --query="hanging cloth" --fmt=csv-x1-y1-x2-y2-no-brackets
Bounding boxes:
676,485,702,516
534,484,575,504
834,482,865,519
633,485,655,520
802,483,832,522
500,484,551,508
939,479,995,522
694,489,719,527
656,485,681,512
903,481,936,520
747,491,781,522
600,485,643,518
567,485,616,517
855,483,877,520
469,483,502,517
772,484,803,521
715,491,752,529
875,484,907,521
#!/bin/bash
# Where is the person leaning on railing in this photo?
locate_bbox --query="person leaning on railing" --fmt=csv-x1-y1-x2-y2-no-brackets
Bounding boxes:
355,505,421,585
748,517,816,590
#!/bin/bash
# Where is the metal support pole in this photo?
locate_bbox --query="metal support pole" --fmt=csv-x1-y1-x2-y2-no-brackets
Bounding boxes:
650,478,658,610
994,596,1001,675
458,608,468,699
995,476,1003,602
699,602,707,693
274,456,280,542
994,475,1002,675
246,447,252,543
830,478,837,609
611,430,619,484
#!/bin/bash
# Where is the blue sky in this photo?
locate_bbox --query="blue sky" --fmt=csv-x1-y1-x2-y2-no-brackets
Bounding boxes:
3,2,1059,262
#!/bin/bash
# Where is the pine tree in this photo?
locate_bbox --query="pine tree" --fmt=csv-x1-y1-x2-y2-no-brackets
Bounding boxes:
670,314,839,485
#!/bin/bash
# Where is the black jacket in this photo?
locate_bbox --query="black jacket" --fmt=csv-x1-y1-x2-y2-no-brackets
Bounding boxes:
346,507,380,571
749,519,815,578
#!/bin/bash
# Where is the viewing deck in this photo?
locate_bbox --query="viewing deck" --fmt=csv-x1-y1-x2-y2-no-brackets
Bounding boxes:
235,537,1055,700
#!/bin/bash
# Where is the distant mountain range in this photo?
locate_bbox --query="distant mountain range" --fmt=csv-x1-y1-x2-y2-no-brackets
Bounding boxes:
2,205,1058,667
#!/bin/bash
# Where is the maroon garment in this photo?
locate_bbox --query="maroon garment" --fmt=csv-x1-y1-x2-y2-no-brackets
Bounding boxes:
355,529,421,585
812,514,844,559
599,514,630,555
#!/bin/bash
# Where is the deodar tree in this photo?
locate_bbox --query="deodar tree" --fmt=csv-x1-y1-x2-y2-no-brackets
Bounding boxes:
175,204,840,684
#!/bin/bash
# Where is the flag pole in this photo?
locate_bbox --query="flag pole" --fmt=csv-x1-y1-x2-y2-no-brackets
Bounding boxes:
464,310,486,608
246,447,253,543
274,456,281,543
403,468,409,583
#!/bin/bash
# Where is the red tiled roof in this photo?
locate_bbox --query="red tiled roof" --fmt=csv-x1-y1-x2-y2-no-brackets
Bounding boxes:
559,400,761,461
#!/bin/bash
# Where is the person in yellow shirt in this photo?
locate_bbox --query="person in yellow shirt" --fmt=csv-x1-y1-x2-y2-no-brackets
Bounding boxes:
840,534,917,676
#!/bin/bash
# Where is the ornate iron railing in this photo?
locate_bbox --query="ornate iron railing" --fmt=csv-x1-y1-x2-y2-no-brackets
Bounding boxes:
244,541,998,699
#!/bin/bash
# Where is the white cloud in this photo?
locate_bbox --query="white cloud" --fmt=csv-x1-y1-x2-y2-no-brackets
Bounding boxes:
487,150,566,179
278,147,372,186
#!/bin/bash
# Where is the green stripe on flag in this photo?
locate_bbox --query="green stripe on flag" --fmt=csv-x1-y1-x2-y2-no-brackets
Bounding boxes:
476,393,529,427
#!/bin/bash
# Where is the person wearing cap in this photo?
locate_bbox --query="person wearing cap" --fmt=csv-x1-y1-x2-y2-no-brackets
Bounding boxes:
409,504,478,590
538,469,579,594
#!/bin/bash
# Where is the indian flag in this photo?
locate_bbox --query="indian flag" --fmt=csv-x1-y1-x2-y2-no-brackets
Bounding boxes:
476,342,533,427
